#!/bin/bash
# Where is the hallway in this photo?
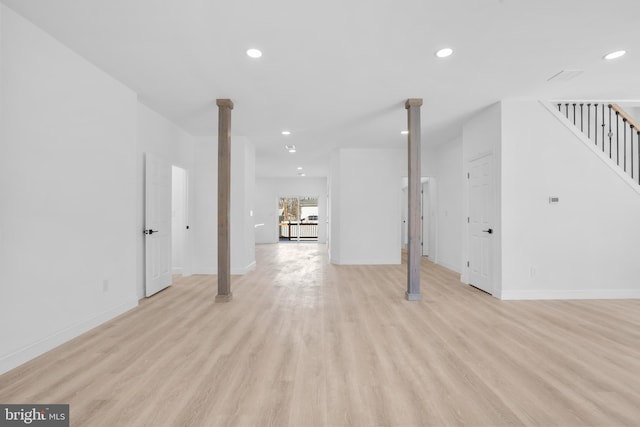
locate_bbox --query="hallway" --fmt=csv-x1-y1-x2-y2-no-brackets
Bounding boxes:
1,244,639,426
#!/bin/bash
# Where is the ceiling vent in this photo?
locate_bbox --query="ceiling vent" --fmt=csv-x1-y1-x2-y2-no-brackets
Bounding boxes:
547,70,584,82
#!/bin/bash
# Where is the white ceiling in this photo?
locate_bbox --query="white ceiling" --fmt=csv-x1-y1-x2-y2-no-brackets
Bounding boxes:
3,0,640,177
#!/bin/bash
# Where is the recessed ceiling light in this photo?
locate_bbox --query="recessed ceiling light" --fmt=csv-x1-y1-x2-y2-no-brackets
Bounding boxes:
297,166,303,170
298,173,306,177
282,130,291,135
285,144,296,153
435,48,453,58
604,50,626,60
246,48,262,58
401,130,409,135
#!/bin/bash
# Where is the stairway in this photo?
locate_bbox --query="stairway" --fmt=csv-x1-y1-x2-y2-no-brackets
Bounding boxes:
553,102,640,186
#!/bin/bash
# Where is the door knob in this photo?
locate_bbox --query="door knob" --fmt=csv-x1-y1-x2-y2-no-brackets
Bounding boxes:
482,228,493,234
144,229,159,235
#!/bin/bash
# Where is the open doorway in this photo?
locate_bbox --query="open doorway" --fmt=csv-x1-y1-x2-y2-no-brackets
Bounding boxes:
278,196,319,242
171,165,189,276
401,177,437,259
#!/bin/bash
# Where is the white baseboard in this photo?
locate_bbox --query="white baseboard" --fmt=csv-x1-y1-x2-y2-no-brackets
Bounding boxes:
0,299,138,376
500,289,640,300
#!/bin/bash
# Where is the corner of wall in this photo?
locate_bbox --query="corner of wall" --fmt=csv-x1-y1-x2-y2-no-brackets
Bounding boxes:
461,101,503,296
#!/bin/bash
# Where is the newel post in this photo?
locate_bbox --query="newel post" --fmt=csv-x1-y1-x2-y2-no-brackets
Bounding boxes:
405,98,423,301
216,99,233,302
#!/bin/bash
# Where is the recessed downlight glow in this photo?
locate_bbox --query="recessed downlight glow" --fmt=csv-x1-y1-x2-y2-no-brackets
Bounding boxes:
285,144,296,153
435,48,453,58
604,50,626,60
246,48,262,58
282,130,291,135
401,130,409,135
298,173,306,177
297,166,303,170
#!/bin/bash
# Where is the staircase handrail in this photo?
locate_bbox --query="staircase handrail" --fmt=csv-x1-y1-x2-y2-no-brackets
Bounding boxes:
611,104,640,131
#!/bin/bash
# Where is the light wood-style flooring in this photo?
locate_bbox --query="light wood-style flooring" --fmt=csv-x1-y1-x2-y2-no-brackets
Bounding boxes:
1,243,640,426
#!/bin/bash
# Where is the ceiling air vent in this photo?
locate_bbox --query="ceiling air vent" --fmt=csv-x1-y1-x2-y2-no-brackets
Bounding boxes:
547,70,584,82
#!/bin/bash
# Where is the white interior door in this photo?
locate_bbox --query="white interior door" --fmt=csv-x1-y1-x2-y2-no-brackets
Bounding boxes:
145,153,172,297
468,154,493,294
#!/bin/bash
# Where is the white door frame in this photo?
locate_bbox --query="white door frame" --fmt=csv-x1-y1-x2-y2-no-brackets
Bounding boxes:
423,178,437,260
421,181,430,256
171,165,190,277
144,153,172,297
401,177,437,258
467,152,494,295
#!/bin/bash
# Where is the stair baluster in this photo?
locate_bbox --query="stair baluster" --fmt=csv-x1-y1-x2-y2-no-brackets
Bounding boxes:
594,104,599,147
556,102,640,187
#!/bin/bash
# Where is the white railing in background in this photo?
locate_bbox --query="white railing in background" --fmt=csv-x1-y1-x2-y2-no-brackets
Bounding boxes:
279,222,318,240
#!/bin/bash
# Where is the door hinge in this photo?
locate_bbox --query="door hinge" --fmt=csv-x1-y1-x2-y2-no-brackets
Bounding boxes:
467,217,470,223
467,172,470,179
467,261,470,267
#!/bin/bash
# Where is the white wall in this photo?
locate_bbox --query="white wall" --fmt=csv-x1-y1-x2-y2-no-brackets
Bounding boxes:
434,137,464,273
462,102,502,289
500,100,640,299
422,145,438,177
0,5,3,125
254,177,328,244
136,102,195,298
191,136,217,274
330,149,403,264
0,5,138,374
628,107,640,124
328,153,341,261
